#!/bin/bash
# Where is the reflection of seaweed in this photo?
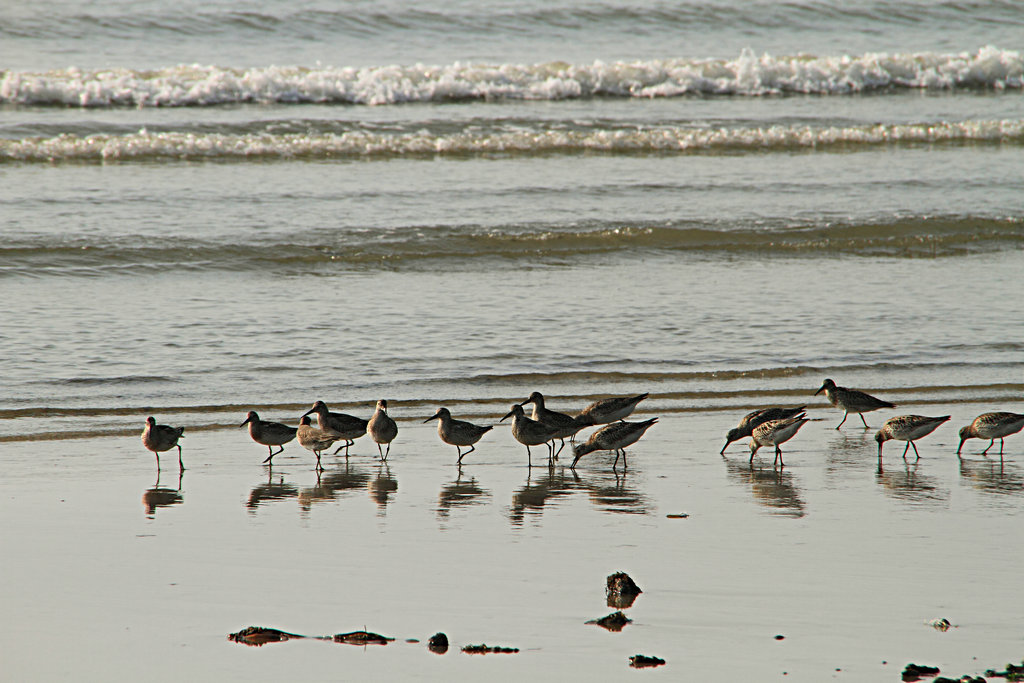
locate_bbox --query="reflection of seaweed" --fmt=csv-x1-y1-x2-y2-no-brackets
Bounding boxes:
958,459,1024,496
437,473,490,520
875,462,950,506
367,465,398,514
462,644,519,654
246,471,298,511
142,470,183,518
228,626,305,647
722,458,804,517
587,611,631,632
298,463,371,512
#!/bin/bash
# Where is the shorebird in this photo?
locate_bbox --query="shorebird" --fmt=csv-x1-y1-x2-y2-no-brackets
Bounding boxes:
571,417,658,470
721,406,807,454
875,415,950,461
748,416,809,466
815,379,895,429
424,407,493,465
302,400,368,456
957,412,1024,458
296,415,338,471
520,391,587,454
501,404,560,467
576,392,649,426
142,416,185,471
368,399,399,461
240,411,297,464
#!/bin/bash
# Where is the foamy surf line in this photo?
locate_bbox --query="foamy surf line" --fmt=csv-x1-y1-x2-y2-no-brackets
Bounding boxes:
3,119,1023,162
1,47,1020,107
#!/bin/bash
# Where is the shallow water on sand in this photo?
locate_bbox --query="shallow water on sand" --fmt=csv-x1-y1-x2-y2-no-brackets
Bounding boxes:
3,401,1024,682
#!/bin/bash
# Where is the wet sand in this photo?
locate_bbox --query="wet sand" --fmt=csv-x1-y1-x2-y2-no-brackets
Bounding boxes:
3,401,1024,681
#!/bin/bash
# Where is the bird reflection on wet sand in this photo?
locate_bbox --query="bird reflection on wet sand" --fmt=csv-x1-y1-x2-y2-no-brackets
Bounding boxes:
508,466,647,525
367,464,398,514
142,470,183,518
298,463,371,513
957,458,1024,497
722,458,804,517
246,470,299,511
875,462,949,506
437,473,491,521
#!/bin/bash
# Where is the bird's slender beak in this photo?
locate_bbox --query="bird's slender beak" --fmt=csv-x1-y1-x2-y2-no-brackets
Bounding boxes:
500,410,515,422
240,417,251,427
814,384,826,396
956,438,965,456
423,411,441,423
301,407,315,418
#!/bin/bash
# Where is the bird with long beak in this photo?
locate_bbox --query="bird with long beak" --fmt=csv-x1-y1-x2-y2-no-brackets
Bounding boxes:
296,415,338,471
501,404,560,468
302,400,368,456
815,379,895,429
142,416,185,471
875,415,950,462
424,407,493,465
240,411,297,465
721,406,806,454
368,399,399,461
576,392,649,426
571,417,658,470
957,412,1024,460
748,416,809,467
520,391,588,455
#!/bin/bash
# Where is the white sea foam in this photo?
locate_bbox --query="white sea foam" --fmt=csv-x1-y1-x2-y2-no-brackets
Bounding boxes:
1,47,1020,107
3,119,1021,162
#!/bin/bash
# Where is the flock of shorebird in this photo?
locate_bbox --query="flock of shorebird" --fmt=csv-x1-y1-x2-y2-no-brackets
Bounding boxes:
140,380,1024,474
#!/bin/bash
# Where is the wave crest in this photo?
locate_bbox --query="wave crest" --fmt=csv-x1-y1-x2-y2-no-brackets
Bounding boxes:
1,47,1020,108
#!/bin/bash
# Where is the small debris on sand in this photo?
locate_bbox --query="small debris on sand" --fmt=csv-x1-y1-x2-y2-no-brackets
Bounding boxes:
332,630,394,645
228,626,304,647
666,513,689,519
927,618,952,631
428,632,449,654
606,571,642,609
774,634,785,640
629,654,666,669
586,611,632,632
901,663,940,681
462,644,519,654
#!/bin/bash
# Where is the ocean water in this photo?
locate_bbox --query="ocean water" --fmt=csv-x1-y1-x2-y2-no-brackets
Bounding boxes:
2,1,1024,680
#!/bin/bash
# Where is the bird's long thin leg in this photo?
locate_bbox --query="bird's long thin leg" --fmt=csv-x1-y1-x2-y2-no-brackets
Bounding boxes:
901,441,911,460
859,413,870,428
911,441,920,461
836,413,849,430
526,445,532,468
981,440,993,456
555,439,566,457
177,445,185,472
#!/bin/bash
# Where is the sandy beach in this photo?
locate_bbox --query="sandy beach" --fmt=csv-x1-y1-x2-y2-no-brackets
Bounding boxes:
3,398,1023,682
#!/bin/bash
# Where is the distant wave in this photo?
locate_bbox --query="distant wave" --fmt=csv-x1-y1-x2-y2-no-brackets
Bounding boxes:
1,47,1020,108
1,218,1020,276
3,118,1022,163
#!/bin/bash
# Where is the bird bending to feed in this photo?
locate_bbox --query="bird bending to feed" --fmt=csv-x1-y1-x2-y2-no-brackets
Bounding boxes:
748,416,809,467
957,412,1024,459
571,417,658,470
240,411,297,464
721,406,807,454
142,416,185,471
368,399,399,461
501,404,560,468
520,391,587,454
296,415,338,471
875,415,950,461
576,392,649,426
815,379,895,429
424,408,493,465
302,400,368,456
